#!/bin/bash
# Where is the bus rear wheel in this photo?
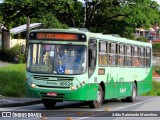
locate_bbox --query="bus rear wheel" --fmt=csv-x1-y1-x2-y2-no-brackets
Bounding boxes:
126,83,137,102
88,85,103,108
42,99,56,109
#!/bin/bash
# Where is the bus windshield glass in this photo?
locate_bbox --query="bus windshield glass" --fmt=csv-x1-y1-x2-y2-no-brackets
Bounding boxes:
27,44,87,74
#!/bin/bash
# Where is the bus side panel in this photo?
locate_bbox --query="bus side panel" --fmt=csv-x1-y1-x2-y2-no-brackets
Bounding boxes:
86,84,98,101
119,82,132,97
105,82,114,99
143,68,152,93
137,68,152,95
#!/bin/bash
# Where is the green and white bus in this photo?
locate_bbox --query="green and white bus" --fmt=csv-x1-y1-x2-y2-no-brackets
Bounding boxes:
26,28,152,108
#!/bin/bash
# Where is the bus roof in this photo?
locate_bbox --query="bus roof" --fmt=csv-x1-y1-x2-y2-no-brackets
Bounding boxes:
89,33,152,47
30,28,152,47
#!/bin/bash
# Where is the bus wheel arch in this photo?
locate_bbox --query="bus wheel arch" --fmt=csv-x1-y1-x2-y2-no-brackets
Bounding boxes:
88,83,104,108
127,81,137,102
134,80,138,95
100,81,105,99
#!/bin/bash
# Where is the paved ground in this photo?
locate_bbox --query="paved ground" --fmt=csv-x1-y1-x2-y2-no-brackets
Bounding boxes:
0,97,42,107
0,60,42,108
0,60,12,67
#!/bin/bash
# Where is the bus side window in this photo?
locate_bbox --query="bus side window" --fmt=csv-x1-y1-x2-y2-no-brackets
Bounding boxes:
146,48,151,67
109,43,118,66
140,47,145,67
119,44,125,66
89,49,97,68
99,41,108,66
132,46,139,67
109,55,112,65
125,45,132,66
89,39,97,77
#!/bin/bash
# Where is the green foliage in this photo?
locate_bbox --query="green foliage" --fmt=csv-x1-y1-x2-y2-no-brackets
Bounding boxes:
143,81,160,96
0,0,66,28
0,45,25,63
153,44,160,56
31,13,68,29
0,0,160,38
0,64,26,97
82,0,160,38
153,66,160,74
54,0,84,27
0,15,4,24
136,36,148,42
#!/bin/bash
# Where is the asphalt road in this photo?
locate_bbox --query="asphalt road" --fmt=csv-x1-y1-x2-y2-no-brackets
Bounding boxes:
0,96,160,120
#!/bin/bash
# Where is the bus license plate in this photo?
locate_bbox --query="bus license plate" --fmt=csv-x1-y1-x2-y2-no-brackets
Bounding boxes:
47,92,57,96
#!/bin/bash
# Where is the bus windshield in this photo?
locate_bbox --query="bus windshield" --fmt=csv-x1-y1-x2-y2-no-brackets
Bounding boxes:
27,44,87,75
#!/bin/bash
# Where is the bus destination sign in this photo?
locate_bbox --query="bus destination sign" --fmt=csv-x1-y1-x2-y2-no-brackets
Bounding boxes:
29,32,86,41
37,33,77,40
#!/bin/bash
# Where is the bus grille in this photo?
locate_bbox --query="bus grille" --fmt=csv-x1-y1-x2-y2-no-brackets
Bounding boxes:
37,85,70,89
40,92,64,99
33,75,74,81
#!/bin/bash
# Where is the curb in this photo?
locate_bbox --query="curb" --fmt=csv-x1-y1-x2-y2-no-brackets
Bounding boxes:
0,100,42,107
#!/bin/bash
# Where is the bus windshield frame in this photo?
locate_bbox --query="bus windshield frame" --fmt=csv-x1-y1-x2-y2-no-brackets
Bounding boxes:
27,43,87,75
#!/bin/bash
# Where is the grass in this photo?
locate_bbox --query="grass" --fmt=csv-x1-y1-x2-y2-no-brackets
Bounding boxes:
143,81,160,96
0,64,26,97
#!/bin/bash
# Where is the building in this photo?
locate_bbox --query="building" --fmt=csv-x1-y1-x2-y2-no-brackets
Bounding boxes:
10,23,42,48
135,26,160,44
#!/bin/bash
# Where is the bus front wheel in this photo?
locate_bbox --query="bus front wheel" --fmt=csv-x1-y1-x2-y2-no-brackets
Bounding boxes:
42,99,56,109
88,85,104,108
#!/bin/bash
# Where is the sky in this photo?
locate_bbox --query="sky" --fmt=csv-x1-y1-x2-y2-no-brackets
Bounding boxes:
153,0,160,4
0,0,3,3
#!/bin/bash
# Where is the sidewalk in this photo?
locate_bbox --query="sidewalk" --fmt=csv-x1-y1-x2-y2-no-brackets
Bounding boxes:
0,60,42,107
0,60,11,67
0,97,42,107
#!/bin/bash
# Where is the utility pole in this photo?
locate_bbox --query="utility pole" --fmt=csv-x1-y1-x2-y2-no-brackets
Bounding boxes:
25,16,30,59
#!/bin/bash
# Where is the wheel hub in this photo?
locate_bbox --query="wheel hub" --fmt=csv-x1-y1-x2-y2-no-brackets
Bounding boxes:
97,91,102,102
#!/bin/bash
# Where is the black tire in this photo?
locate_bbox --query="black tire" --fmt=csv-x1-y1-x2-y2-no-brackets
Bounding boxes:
121,98,126,102
88,85,104,108
42,99,56,109
126,83,137,102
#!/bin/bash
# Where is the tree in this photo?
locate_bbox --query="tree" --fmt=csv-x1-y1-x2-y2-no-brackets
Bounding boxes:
83,0,160,38
31,13,68,29
153,44,160,56
0,0,160,40
51,0,84,28
0,0,69,50
136,36,148,42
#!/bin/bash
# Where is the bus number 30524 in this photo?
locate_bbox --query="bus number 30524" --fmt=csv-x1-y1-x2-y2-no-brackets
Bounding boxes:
60,81,73,87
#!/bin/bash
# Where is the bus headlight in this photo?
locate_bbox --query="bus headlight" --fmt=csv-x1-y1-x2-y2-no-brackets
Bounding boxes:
31,84,36,88
70,86,76,90
27,81,37,88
